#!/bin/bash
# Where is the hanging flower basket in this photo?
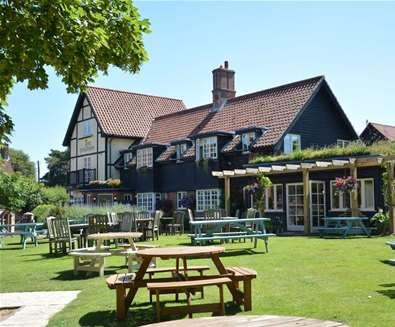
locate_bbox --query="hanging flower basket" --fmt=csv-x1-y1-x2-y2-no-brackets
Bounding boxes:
335,176,358,193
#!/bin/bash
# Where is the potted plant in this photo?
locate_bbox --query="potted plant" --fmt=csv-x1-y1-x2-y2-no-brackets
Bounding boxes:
334,176,358,215
243,173,272,213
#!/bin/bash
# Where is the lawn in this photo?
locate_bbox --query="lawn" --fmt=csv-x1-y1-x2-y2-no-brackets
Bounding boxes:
0,235,394,327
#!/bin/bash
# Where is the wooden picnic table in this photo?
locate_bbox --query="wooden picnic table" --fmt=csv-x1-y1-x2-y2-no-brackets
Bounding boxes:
190,217,273,251
113,245,245,320
142,315,349,327
87,232,142,250
319,217,371,238
0,223,44,249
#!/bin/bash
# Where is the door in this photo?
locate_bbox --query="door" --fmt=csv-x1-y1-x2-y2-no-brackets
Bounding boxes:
310,181,326,231
286,183,304,231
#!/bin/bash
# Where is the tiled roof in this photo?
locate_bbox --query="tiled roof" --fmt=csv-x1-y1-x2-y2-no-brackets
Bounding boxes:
156,146,176,162
222,135,241,153
145,76,324,149
63,87,185,145
369,123,395,141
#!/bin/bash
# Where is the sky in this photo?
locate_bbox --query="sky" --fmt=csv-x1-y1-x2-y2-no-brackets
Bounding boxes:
6,1,395,176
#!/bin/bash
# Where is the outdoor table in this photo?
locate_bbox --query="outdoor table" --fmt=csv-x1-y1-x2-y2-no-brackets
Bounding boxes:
69,223,89,247
160,216,175,234
142,315,350,327
136,217,154,240
87,232,142,250
0,223,44,249
322,217,371,237
115,245,242,320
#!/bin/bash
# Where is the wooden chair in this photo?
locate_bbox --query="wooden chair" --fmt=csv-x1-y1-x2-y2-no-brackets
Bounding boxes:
204,208,225,220
119,212,135,232
146,210,162,241
46,216,57,254
53,217,78,253
107,212,119,225
167,210,185,235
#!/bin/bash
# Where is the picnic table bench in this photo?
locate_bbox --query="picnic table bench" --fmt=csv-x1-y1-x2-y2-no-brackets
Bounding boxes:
190,217,275,251
0,223,44,249
147,277,231,321
318,217,371,238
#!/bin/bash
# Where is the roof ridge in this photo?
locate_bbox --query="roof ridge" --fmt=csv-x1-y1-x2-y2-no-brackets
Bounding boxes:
227,75,324,104
370,122,395,128
154,103,212,120
87,85,185,103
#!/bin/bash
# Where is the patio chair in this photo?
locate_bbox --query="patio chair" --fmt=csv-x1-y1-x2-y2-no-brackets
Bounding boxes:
119,212,135,232
146,210,162,241
46,216,57,254
87,214,110,246
167,210,185,235
53,217,79,254
107,212,119,225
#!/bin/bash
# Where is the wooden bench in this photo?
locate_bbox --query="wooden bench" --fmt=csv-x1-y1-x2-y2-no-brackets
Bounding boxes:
147,277,231,322
70,249,112,277
194,233,275,251
146,265,211,302
318,227,348,238
226,266,257,311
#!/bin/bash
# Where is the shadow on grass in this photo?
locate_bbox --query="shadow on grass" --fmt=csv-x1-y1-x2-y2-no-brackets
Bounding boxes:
376,283,395,299
380,259,395,266
51,268,119,281
79,301,240,327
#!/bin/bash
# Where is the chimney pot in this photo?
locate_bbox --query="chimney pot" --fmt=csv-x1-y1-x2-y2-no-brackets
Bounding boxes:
211,61,235,112
224,61,229,69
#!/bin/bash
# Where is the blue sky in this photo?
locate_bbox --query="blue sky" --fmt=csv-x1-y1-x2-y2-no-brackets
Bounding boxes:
7,1,395,175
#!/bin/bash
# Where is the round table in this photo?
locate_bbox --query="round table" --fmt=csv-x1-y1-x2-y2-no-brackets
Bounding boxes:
87,232,142,250
142,315,349,327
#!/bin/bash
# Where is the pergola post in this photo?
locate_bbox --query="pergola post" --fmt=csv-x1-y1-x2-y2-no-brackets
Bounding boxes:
303,169,311,234
387,161,395,234
224,176,231,216
350,164,359,217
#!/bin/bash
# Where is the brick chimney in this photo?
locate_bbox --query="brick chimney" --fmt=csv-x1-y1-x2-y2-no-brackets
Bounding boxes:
211,61,235,112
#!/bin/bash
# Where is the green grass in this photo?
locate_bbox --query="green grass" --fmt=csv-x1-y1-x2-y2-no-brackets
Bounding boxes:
0,235,394,327
251,141,395,164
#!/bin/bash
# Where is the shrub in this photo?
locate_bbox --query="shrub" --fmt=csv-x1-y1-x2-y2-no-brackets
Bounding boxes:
32,204,63,222
62,204,135,221
41,186,69,206
371,210,391,235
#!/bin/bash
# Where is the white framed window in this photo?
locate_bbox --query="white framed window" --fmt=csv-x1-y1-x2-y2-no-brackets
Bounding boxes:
177,191,187,209
137,193,155,212
196,136,217,160
82,121,92,137
241,132,256,152
265,184,283,211
136,147,153,169
284,134,301,154
337,139,351,147
196,189,221,212
330,178,375,211
175,143,187,160
83,157,92,169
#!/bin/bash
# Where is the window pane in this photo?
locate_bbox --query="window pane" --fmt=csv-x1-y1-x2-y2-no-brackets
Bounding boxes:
276,185,283,210
364,180,374,209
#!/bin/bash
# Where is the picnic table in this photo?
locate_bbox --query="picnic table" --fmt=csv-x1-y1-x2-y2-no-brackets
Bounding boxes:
0,223,44,249
143,315,350,327
107,246,255,320
190,217,274,251
71,232,143,276
318,217,371,238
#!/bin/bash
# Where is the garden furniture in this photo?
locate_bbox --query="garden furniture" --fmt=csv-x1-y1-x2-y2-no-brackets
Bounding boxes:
147,277,231,322
70,249,112,276
190,217,274,251
0,222,43,249
386,241,395,265
136,211,154,240
142,315,350,327
53,217,79,253
318,217,371,238
166,211,185,235
144,210,162,241
106,245,256,320
69,222,89,248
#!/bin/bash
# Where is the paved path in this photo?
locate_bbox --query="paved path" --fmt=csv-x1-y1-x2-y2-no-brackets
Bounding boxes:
0,291,79,327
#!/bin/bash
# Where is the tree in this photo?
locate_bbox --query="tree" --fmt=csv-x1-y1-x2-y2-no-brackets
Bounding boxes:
8,148,35,178
0,0,150,143
0,171,43,213
41,186,69,206
42,149,69,186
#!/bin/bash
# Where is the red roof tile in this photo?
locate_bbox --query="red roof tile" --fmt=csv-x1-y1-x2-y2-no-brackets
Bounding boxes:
63,87,185,145
145,76,324,149
369,122,395,141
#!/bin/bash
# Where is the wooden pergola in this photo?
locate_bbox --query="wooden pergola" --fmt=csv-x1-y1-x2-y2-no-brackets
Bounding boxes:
212,155,395,234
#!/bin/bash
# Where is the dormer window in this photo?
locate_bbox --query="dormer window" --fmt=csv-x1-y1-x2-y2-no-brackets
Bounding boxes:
284,134,301,154
175,143,187,160
337,139,351,148
241,131,256,153
123,152,133,169
136,147,153,169
196,136,217,160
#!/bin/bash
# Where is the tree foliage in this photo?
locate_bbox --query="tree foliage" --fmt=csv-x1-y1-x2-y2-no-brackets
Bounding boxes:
42,149,69,186
41,185,69,206
0,171,43,213
0,0,150,143
8,148,35,178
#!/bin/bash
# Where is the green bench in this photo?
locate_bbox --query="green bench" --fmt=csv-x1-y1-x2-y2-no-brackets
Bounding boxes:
0,223,44,249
